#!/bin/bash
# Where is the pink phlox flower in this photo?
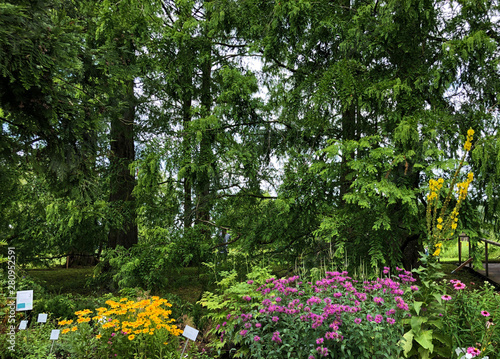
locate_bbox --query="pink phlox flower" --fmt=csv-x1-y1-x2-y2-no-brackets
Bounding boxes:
271,331,282,343
373,297,384,304
386,309,396,316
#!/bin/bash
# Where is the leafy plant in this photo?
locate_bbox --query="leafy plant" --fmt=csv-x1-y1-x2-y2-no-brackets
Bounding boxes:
401,261,499,359
201,266,416,358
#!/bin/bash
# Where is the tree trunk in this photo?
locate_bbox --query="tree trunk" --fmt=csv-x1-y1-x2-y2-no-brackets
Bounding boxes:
339,103,356,204
181,45,193,229
195,36,213,236
108,79,137,249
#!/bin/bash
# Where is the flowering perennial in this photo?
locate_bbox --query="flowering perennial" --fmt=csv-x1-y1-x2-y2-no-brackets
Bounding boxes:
58,296,182,357
213,270,416,358
426,128,474,250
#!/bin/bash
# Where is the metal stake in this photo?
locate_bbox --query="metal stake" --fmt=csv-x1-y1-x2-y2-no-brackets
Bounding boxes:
180,339,190,359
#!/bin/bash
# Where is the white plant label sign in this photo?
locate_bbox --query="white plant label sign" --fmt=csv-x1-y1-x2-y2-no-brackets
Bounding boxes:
16,290,33,311
50,330,60,340
182,325,199,342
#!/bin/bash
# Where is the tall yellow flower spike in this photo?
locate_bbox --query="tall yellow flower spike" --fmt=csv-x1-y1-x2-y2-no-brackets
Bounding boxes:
426,128,474,251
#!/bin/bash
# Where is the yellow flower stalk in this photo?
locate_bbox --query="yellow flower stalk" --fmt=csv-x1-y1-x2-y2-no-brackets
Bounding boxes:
426,128,474,251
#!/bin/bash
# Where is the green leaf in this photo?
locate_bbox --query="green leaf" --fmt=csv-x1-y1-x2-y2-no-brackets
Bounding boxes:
401,330,414,356
413,301,424,315
414,330,434,352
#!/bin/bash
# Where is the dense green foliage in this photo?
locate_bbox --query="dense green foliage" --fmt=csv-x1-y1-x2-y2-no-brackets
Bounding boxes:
1,0,500,278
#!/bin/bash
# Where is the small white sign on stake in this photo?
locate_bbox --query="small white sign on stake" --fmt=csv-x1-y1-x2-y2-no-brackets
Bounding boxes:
19,320,28,330
180,325,199,358
49,330,60,354
50,330,60,340
37,313,48,323
182,325,199,341
16,290,33,311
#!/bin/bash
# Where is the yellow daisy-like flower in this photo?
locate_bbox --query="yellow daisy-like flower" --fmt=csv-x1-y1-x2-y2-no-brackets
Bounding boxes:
437,217,443,224
58,320,67,326
128,334,135,341
96,334,102,339
71,326,78,332
62,328,70,334
437,224,443,230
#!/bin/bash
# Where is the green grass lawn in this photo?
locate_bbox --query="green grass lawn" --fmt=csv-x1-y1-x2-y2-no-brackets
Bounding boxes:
26,267,95,295
440,238,500,263
26,266,207,303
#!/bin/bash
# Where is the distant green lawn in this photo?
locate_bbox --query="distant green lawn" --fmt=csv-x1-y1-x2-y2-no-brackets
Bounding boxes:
26,266,206,303
440,238,500,263
27,267,95,295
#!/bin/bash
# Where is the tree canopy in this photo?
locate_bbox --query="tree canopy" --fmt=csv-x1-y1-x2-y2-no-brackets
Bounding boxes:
1,0,499,272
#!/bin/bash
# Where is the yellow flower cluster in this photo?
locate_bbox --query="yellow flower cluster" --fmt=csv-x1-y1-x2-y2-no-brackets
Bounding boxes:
58,296,183,341
464,128,474,151
426,128,475,250
433,242,443,257
426,178,444,201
